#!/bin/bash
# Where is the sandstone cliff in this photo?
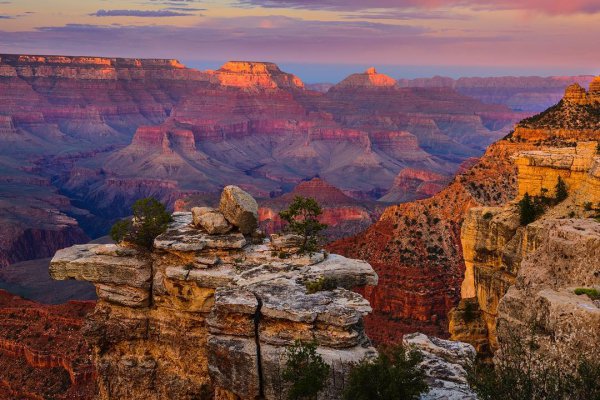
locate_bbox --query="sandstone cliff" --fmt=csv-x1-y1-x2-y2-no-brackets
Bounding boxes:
50,186,379,400
452,140,600,358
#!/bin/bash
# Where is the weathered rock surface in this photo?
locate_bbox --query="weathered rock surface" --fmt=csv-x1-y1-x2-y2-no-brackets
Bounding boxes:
50,188,378,400
403,332,477,400
495,219,600,373
331,79,600,345
219,185,259,234
192,207,233,234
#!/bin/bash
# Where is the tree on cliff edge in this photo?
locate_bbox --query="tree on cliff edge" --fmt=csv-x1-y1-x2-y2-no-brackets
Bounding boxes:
279,196,327,254
110,197,172,250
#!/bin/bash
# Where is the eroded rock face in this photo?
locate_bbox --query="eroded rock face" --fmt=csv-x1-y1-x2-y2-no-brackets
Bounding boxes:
192,207,233,235
495,219,600,373
403,333,477,400
451,139,600,366
50,188,378,400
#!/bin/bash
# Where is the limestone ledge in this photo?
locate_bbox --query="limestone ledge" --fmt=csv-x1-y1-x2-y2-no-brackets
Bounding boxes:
50,209,378,400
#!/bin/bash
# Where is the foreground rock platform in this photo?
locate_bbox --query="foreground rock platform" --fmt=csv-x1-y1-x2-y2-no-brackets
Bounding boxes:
50,186,378,400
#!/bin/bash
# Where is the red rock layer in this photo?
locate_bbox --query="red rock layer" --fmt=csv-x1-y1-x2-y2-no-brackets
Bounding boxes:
0,290,96,399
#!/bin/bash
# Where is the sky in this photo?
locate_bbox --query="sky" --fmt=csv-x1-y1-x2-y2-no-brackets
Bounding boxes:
0,0,599,82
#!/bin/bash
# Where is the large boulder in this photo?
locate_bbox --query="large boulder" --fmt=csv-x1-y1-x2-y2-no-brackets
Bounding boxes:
192,207,232,235
219,186,258,235
403,332,477,400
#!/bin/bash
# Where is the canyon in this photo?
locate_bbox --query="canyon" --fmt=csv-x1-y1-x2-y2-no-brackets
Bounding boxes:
0,54,524,271
1,53,599,398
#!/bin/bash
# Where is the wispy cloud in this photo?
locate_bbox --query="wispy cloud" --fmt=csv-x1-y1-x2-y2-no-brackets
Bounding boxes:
236,0,600,15
91,9,193,17
0,15,14,19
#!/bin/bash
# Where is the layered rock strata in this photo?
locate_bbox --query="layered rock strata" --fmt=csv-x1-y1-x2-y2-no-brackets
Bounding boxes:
453,141,600,355
50,186,378,400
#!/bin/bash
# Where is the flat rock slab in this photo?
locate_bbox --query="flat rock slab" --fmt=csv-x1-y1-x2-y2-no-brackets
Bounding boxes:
50,244,151,288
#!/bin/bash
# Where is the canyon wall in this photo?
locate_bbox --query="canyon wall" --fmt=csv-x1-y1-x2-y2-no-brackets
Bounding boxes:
452,141,600,358
397,75,596,112
50,186,379,400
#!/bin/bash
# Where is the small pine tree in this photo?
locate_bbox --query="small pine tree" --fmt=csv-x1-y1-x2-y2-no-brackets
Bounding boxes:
343,344,427,400
554,177,568,203
279,196,328,254
110,197,172,250
282,340,330,400
518,193,537,226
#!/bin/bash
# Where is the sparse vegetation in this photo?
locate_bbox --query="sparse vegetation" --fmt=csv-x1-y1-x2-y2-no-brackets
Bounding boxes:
282,340,330,400
305,276,337,294
574,288,600,301
554,177,568,203
279,196,328,254
469,320,600,400
343,344,427,400
483,212,494,220
110,197,172,250
518,193,544,226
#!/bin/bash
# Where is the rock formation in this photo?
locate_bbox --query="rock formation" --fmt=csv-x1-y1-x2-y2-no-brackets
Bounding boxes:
403,333,477,400
331,67,397,89
398,75,596,112
50,186,379,400
452,140,600,359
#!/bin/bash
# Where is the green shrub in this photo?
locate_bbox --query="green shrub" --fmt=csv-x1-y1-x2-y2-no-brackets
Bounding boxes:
279,196,328,254
110,197,172,250
555,177,568,202
574,288,600,300
584,202,593,211
305,276,337,294
282,340,330,400
518,193,542,226
343,344,427,400
483,212,494,220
